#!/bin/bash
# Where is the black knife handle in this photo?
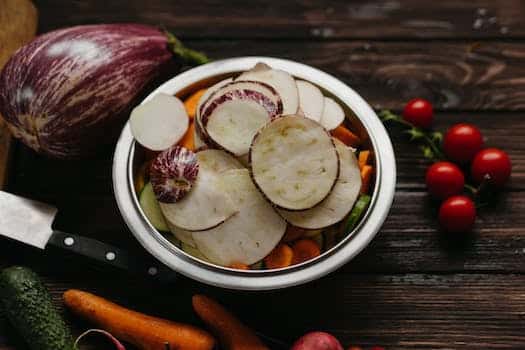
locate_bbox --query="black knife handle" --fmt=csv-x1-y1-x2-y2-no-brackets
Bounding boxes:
48,231,177,283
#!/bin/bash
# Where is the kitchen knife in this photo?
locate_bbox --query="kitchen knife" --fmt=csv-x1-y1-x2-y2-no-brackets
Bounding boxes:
0,190,177,282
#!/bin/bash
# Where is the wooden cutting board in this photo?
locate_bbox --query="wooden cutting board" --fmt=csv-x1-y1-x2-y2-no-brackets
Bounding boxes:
0,0,38,188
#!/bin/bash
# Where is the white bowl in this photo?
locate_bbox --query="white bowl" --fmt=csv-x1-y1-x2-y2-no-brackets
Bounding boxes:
113,57,396,290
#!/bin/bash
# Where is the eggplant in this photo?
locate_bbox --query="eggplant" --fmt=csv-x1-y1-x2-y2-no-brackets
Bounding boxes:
0,24,208,158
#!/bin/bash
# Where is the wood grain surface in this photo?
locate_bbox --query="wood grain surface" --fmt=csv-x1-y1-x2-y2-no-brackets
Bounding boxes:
0,0,38,188
2,1,525,349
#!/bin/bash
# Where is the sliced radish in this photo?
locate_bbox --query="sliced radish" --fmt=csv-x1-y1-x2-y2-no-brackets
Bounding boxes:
277,139,362,229
193,123,206,149
168,222,197,247
130,93,189,151
150,146,199,203
319,97,345,130
192,169,286,266
159,149,241,231
296,80,324,122
181,242,210,262
237,62,299,115
250,115,339,210
202,90,280,156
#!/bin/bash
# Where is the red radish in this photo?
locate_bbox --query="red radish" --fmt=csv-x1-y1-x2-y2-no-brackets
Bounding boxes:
130,93,189,151
471,148,511,187
320,97,345,130
75,329,126,350
236,62,299,115
202,89,280,156
443,123,484,163
296,80,324,122
403,98,433,129
150,146,199,203
0,24,207,158
291,331,344,350
425,162,465,200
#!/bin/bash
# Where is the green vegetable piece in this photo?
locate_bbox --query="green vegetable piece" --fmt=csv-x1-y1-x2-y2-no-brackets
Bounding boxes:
139,182,169,232
0,266,75,350
344,194,372,233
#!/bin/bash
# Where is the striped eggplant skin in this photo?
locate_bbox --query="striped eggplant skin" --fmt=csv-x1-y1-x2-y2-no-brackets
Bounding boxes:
0,24,177,158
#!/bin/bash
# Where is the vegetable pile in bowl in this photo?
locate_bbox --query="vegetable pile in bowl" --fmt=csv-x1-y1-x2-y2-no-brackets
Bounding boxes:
130,62,375,271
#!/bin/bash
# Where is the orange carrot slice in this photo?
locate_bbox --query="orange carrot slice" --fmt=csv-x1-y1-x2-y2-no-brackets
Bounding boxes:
331,125,361,147
184,89,207,119
358,150,371,170
228,262,250,270
179,122,195,150
282,225,306,242
134,161,151,194
264,243,294,269
291,239,321,265
360,165,373,194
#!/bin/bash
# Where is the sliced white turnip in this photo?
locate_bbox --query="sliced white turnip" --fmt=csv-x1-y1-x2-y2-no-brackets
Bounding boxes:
277,139,362,229
296,80,324,122
150,146,199,203
236,63,299,115
319,97,345,130
193,124,206,149
202,90,280,156
130,93,189,151
159,150,240,231
192,169,287,266
167,222,196,248
250,115,340,210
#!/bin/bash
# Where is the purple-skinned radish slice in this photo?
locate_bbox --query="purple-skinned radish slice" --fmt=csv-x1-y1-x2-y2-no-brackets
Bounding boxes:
250,115,339,211
150,146,198,203
192,169,286,266
202,89,280,156
296,80,324,122
130,93,189,151
159,149,242,231
195,77,233,143
319,97,345,130
236,63,299,115
277,139,362,229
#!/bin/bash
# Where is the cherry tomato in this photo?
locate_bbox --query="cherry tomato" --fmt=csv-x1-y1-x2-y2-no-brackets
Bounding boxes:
425,162,465,199
403,98,433,129
438,195,476,233
443,123,484,163
471,148,511,186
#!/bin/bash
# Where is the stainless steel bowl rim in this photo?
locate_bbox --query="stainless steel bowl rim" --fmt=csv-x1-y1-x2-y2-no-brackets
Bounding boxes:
113,56,396,290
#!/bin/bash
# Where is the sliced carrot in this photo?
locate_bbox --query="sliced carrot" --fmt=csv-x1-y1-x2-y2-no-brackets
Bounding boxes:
282,225,306,242
192,295,269,350
331,125,361,147
179,122,195,150
360,165,373,194
263,243,294,269
291,239,321,265
358,150,371,170
228,262,250,270
184,89,207,119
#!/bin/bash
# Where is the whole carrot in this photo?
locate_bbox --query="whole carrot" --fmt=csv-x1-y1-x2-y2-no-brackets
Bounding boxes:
192,295,269,350
63,289,215,350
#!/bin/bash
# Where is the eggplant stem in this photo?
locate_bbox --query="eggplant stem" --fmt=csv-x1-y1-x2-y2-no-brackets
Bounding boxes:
164,30,210,65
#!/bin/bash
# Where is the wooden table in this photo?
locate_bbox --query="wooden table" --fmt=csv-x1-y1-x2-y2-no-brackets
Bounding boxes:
2,1,525,349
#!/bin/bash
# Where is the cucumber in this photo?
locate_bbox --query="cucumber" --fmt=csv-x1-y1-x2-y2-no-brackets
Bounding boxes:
344,194,371,233
0,266,75,350
139,182,169,232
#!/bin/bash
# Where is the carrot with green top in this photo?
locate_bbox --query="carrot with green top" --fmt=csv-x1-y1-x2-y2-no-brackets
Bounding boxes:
331,125,361,147
264,243,294,269
360,165,373,194
184,89,207,119
192,295,269,350
292,239,321,264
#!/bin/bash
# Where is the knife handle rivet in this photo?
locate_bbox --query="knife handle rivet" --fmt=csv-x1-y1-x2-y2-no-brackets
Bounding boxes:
105,252,116,261
148,267,158,275
64,237,75,246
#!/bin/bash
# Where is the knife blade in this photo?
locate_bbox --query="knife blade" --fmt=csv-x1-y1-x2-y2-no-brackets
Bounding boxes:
0,191,177,282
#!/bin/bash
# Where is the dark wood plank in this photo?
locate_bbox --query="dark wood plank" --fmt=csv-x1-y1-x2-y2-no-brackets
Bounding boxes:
1,262,524,350
186,40,525,111
35,0,525,40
